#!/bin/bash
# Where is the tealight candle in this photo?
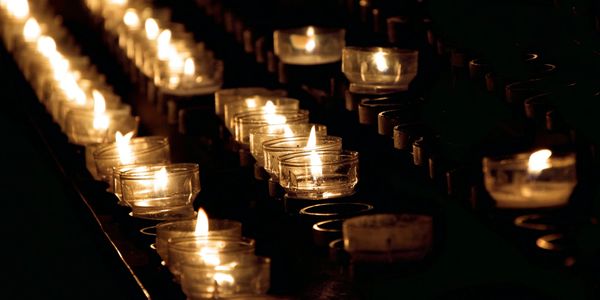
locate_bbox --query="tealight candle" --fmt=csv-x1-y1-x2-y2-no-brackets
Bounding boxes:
155,209,242,265
234,109,310,145
343,214,433,263
120,163,200,220
249,123,328,167
223,96,300,134
342,46,419,94
482,149,577,209
181,255,271,300
279,150,359,200
93,134,171,185
214,87,287,120
262,134,343,181
274,26,345,65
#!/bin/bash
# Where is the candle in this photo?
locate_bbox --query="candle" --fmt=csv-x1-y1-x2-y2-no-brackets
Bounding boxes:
262,132,343,181
120,163,200,220
482,149,577,209
278,150,359,200
223,96,300,135
342,46,419,94
234,109,310,146
93,134,171,186
155,208,242,265
343,214,433,263
249,123,328,167
274,26,345,65
214,87,287,119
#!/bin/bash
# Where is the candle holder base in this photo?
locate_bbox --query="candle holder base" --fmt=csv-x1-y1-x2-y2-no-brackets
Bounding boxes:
283,193,358,215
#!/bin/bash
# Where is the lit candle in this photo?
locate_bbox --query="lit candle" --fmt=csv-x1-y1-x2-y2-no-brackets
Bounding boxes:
342,47,419,94
274,26,345,65
482,149,577,209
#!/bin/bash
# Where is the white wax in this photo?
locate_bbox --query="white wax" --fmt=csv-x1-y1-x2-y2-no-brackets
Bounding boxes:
488,182,576,209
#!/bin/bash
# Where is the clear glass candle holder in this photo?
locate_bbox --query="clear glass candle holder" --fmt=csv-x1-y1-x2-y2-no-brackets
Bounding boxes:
274,26,345,65
93,136,171,185
63,109,138,146
262,136,343,180
343,214,433,263
234,109,310,145
214,87,287,119
154,56,224,95
224,96,300,134
181,256,271,300
342,46,419,94
279,150,359,200
482,150,577,209
249,123,327,167
155,218,242,265
168,237,256,282
120,163,200,220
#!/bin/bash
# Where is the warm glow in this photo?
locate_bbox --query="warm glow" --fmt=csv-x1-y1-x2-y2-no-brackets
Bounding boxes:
245,97,257,108
183,57,195,77
157,30,173,60
145,18,160,40
213,272,235,285
306,126,317,149
153,167,169,192
115,131,134,165
283,125,294,138
92,90,109,129
528,149,552,175
168,54,184,73
194,208,209,236
7,0,29,19
263,101,286,124
373,51,389,72
263,100,276,114
109,0,127,5
305,26,316,52
123,9,140,28
306,126,322,179
37,36,57,57
23,18,41,43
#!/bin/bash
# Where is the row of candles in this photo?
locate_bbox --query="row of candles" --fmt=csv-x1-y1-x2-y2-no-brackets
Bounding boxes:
2,0,584,298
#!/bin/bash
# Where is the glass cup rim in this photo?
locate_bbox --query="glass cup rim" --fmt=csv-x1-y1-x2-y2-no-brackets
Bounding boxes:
180,255,271,270
236,109,309,124
156,218,242,231
279,150,359,167
169,236,256,252
263,135,342,151
249,123,326,136
343,46,418,56
299,202,374,217
93,136,169,159
120,163,199,180
482,151,575,170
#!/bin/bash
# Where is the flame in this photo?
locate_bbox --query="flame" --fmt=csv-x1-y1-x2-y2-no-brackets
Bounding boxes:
92,90,109,129
245,97,257,108
528,149,552,175
153,167,168,192
23,18,41,42
123,9,140,28
145,18,160,40
194,208,209,236
109,0,127,5
263,101,286,124
263,100,275,114
283,125,295,137
37,36,57,57
305,26,316,52
306,126,317,149
7,0,29,19
168,54,184,73
115,131,134,165
373,50,388,72
183,57,195,77
305,126,322,179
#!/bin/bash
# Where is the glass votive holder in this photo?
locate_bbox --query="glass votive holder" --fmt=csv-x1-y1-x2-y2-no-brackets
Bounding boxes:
342,46,419,94
181,256,271,300
93,136,171,185
343,214,433,263
273,26,345,65
155,218,243,265
262,136,343,180
154,56,224,96
224,96,300,134
168,236,256,281
234,109,310,145
120,163,200,220
63,109,138,146
482,150,577,209
299,202,374,224
279,150,359,200
214,87,287,120
249,123,327,167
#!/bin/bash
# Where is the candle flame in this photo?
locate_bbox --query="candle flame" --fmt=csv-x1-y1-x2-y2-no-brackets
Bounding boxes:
7,0,29,19
306,126,322,179
168,54,184,73
123,9,140,28
23,17,41,42
153,167,168,192
283,125,295,138
37,36,57,57
263,101,286,124
92,90,109,129
263,100,275,114
145,18,160,40
194,208,209,236
306,126,317,149
183,57,195,77
528,149,552,175
115,131,134,165
245,97,257,108
157,29,171,46
305,26,316,52
374,51,389,72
